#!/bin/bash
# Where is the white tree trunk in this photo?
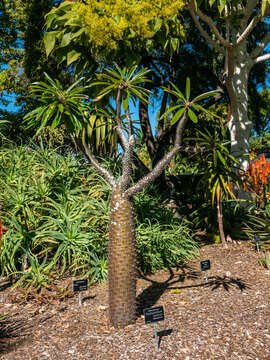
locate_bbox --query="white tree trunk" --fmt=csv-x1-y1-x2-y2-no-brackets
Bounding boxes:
227,48,253,173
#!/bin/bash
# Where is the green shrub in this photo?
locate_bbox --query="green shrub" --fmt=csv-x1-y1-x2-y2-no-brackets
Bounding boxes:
0,145,198,289
134,187,199,273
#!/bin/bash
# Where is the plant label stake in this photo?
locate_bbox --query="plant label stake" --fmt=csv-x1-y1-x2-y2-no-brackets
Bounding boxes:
200,260,211,283
254,235,260,253
73,279,88,306
143,306,164,351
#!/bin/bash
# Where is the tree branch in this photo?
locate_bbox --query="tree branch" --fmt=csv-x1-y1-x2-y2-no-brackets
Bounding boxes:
72,135,116,187
188,7,225,55
189,0,232,49
254,53,270,64
157,91,169,139
250,33,270,60
139,98,156,160
125,106,133,136
225,47,238,110
115,88,128,150
242,0,260,24
126,111,188,197
120,135,135,192
237,13,261,45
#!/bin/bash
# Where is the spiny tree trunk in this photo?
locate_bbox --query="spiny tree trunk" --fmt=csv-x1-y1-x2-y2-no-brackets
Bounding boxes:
108,186,137,328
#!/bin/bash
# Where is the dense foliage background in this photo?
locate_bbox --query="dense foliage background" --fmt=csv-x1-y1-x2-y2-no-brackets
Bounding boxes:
0,145,198,289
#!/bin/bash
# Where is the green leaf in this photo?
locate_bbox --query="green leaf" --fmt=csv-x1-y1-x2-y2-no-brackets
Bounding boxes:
61,32,72,47
45,13,57,29
170,38,179,53
146,39,154,51
58,104,64,113
43,31,58,57
218,0,226,14
185,77,190,100
67,50,81,66
171,107,185,125
262,0,269,15
188,109,198,123
95,118,101,151
122,92,129,111
217,150,226,166
71,28,85,40
192,90,220,102
51,111,61,130
163,82,186,101
160,104,182,120
154,18,162,32
209,0,216,6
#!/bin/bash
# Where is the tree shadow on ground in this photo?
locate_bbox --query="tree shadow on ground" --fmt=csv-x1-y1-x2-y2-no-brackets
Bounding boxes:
136,266,249,317
0,304,57,356
0,314,30,355
205,276,249,292
136,265,200,316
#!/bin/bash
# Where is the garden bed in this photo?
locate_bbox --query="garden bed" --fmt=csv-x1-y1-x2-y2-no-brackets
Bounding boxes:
0,242,269,360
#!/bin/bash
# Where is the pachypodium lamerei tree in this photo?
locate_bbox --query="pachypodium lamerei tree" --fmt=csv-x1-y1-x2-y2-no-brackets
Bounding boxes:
25,64,218,328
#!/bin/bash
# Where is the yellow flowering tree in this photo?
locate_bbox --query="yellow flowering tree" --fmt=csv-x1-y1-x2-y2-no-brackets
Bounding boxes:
44,0,186,67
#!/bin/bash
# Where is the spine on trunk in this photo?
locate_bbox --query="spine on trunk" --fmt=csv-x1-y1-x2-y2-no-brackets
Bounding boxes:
108,186,137,328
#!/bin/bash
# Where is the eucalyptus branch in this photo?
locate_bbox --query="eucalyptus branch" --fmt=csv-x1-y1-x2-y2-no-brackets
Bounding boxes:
250,33,270,60
189,0,232,49
116,88,128,150
225,47,238,110
242,0,260,24
126,111,188,197
79,136,116,187
237,14,261,46
254,53,270,64
188,7,225,55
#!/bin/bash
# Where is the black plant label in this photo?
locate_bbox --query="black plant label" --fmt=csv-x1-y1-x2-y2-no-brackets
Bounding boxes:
144,306,164,324
200,260,211,271
73,279,88,292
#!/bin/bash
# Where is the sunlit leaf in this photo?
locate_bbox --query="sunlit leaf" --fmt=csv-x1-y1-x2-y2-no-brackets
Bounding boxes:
185,77,190,100
171,107,185,125
188,109,198,123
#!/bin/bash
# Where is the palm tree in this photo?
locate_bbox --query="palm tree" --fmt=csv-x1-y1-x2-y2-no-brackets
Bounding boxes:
25,64,218,328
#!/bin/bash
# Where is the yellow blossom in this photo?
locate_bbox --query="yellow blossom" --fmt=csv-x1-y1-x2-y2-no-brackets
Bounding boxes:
74,0,185,52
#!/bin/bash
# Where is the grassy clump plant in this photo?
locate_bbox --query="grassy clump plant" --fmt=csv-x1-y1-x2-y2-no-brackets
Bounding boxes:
0,145,198,290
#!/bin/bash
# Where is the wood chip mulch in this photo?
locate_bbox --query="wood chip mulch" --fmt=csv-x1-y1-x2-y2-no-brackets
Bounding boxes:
0,242,269,360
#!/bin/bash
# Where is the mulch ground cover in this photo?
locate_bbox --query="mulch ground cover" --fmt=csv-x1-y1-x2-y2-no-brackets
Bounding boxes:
0,242,269,360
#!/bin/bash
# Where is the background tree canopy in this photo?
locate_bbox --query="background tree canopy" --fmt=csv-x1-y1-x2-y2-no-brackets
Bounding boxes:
0,0,269,158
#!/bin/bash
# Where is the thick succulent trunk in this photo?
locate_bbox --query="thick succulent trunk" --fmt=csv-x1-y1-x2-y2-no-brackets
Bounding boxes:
108,186,137,328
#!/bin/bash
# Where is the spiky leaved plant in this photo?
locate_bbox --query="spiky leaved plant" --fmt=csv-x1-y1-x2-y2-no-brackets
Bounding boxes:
24,65,218,328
